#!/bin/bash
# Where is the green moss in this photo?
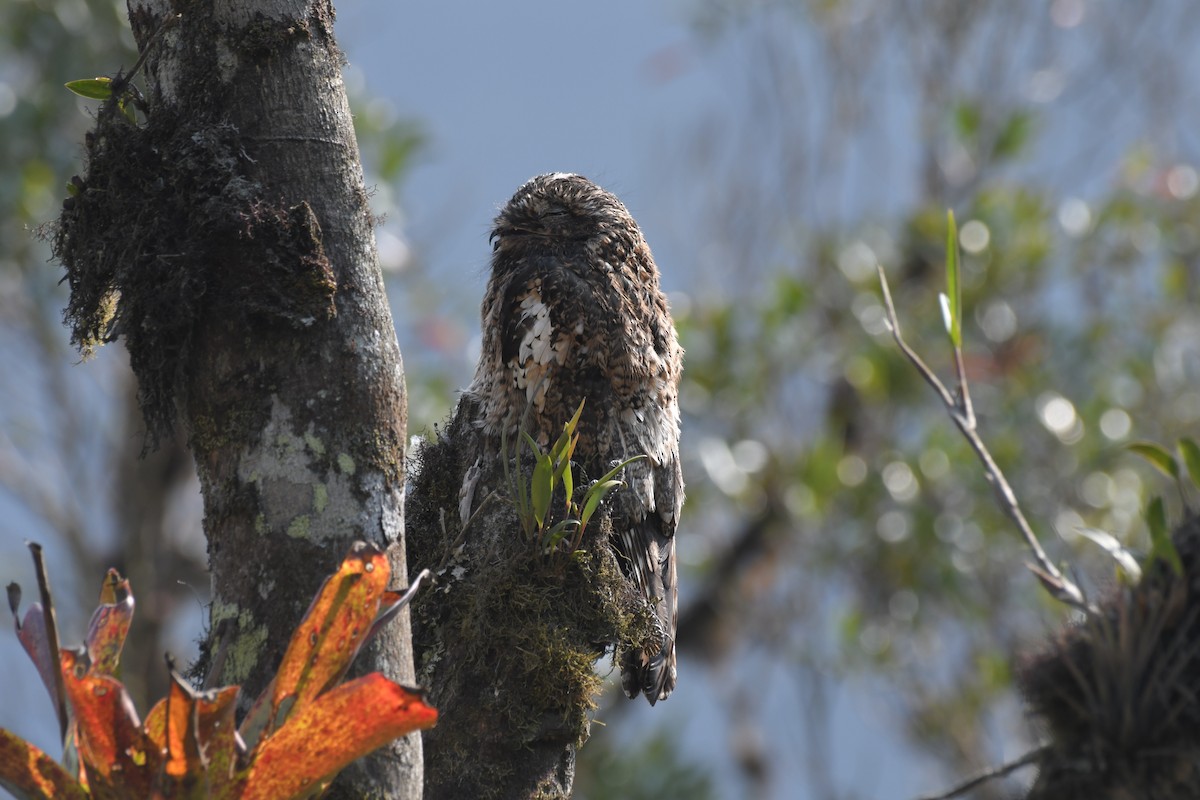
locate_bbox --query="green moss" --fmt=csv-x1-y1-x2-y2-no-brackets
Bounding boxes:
313,483,328,514
405,407,657,797
205,602,269,686
275,429,301,454
337,453,356,475
53,98,335,447
303,431,326,456
286,515,311,539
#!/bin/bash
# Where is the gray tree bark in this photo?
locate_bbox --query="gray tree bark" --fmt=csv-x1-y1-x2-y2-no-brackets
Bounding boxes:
61,0,421,795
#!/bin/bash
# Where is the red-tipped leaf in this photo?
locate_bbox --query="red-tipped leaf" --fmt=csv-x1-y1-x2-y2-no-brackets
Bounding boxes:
240,673,437,800
85,569,134,677
264,542,390,734
61,648,159,797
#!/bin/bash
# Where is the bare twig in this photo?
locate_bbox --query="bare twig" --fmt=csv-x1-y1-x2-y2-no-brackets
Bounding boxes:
877,265,1091,612
114,12,181,93
951,341,975,429
915,746,1046,800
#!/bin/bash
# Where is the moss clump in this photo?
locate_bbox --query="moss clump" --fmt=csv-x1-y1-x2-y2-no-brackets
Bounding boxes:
405,396,656,799
1020,514,1200,799
53,95,336,446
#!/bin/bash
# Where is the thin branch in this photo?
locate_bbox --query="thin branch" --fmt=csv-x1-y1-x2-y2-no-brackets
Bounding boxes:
876,268,957,410
114,12,181,93
915,746,1046,800
877,265,1091,612
951,343,975,429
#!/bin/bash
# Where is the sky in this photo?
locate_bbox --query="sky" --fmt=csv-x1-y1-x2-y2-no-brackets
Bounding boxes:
337,2,707,300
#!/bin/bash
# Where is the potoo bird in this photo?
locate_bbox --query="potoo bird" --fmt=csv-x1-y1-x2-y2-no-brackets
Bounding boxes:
466,173,684,704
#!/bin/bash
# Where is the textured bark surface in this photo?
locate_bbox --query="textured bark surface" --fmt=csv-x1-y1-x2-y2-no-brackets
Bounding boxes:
103,0,419,795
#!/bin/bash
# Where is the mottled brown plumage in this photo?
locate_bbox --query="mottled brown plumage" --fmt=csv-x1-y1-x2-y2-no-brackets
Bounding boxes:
466,173,684,704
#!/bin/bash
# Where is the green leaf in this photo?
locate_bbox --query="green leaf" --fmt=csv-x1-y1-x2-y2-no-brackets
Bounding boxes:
550,411,576,464
1128,441,1180,480
1178,438,1200,490
561,459,574,513
541,520,579,552
502,428,533,539
581,479,624,529
594,455,647,487
64,77,113,100
551,435,574,483
566,399,585,435
1075,526,1142,585
952,101,981,144
531,453,553,530
944,210,962,347
1146,496,1183,576
993,110,1034,160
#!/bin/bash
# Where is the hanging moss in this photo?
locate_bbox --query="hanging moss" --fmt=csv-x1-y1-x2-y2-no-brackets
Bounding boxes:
52,61,336,447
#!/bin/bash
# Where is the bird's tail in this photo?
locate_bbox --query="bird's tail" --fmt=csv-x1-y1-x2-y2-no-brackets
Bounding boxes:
621,631,676,705
619,523,677,705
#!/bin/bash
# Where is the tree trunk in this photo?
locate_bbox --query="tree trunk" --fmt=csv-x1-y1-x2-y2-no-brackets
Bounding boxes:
59,0,421,795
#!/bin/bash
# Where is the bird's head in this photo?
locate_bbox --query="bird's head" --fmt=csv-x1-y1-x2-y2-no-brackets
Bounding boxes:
489,173,639,256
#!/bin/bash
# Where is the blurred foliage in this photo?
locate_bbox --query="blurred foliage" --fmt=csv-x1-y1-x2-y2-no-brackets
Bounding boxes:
653,158,1200,796
573,1,1200,798
575,732,716,800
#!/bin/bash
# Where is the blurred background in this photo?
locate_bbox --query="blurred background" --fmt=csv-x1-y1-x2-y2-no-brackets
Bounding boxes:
3,1,1200,798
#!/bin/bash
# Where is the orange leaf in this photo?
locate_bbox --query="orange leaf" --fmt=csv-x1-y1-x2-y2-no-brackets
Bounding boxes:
85,569,134,677
143,695,167,751
240,674,436,800
0,727,88,800
265,542,390,732
143,678,244,800
61,648,159,797
161,671,201,780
